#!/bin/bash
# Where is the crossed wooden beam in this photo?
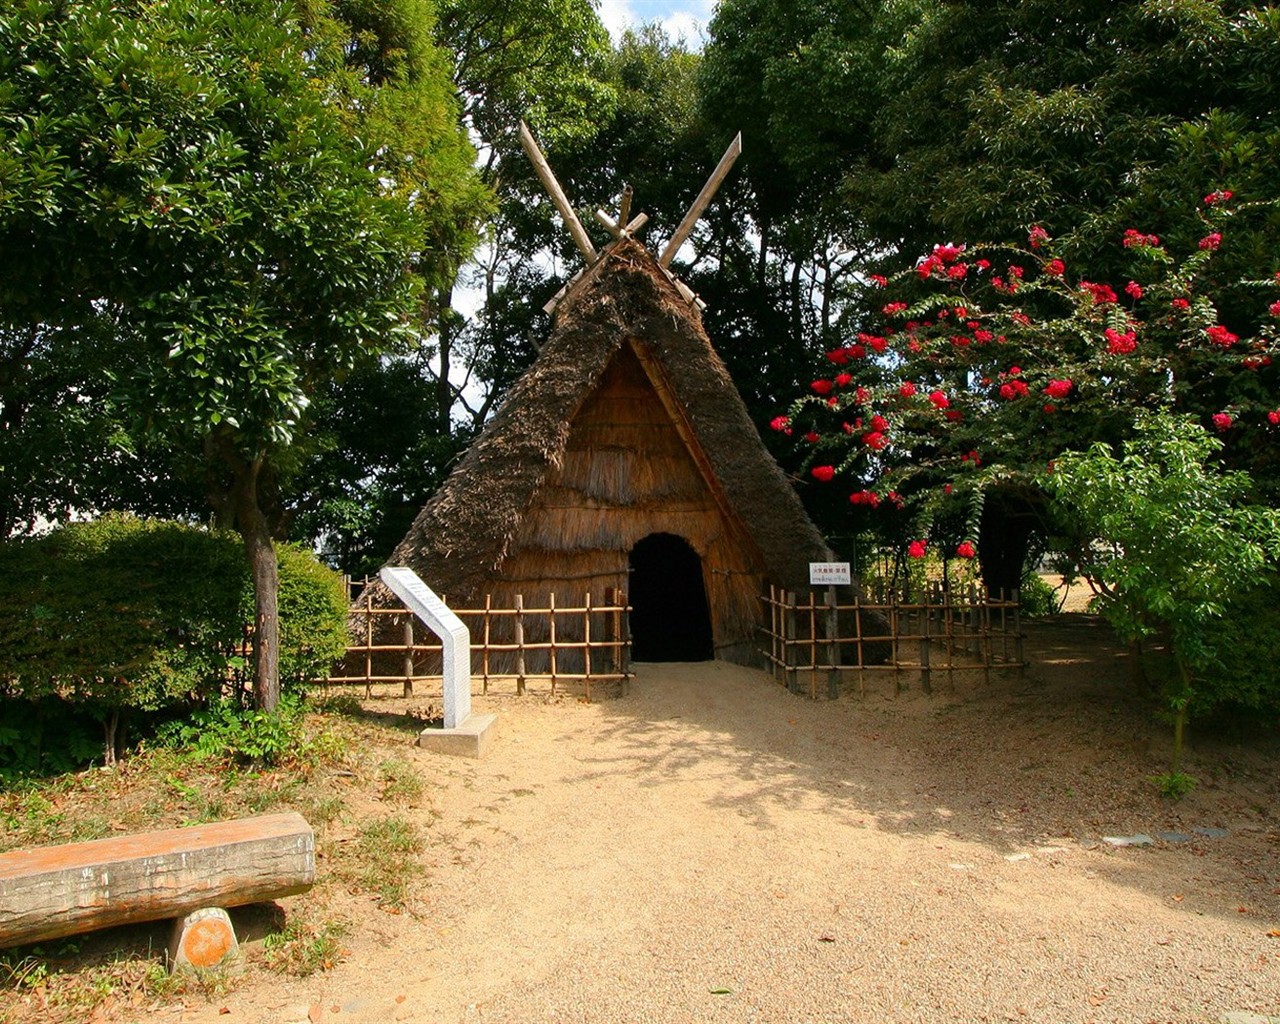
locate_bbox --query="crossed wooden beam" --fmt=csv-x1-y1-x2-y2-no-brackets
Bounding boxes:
517,120,743,274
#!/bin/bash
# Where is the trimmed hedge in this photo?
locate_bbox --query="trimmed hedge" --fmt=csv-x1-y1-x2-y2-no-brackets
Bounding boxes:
0,515,348,724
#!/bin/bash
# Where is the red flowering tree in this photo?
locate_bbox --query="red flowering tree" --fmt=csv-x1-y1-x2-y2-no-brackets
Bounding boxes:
776,193,1280,596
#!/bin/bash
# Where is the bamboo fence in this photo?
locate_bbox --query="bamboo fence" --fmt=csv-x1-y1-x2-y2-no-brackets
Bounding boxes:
325,581,631,701
760,582,1024,699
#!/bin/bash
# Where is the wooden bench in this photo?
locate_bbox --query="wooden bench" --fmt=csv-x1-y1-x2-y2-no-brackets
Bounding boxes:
0,812,315,952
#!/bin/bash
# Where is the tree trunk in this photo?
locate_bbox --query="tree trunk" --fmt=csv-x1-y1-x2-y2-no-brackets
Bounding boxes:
977,489,1041,599
234,456,280,712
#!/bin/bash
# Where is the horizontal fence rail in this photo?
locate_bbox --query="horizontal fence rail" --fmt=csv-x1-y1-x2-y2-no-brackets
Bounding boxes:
327,581,632,702
760,582,1025,699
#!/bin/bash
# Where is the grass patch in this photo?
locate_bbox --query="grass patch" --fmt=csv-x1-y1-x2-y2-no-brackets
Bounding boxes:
378,758,425,806
260,917,350,977
354,815,425,909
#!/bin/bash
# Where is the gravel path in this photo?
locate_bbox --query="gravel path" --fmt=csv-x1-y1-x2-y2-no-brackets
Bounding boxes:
180,620,1280,1024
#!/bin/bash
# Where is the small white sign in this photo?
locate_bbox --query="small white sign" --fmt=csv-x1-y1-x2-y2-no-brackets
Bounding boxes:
809,561,851,586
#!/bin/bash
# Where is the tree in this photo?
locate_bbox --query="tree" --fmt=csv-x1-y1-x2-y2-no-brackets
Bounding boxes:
773,196,1280,596
0,0,484,709
1047,413,1280,783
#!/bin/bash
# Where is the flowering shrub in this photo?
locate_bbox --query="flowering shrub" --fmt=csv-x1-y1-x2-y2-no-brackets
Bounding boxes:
778,193,1280,590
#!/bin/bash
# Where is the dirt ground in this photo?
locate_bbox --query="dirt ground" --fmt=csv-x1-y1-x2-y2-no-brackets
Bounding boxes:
30,616,1280,1023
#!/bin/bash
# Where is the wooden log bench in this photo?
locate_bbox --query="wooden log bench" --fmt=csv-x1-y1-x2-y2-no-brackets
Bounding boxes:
0,812,314,966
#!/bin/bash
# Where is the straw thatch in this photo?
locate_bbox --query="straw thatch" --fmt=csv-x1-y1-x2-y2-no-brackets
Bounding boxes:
372,238,833,666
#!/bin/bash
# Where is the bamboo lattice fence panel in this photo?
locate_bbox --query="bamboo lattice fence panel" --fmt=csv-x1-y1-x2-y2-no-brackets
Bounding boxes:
328,580,631,701
760,582,1025,699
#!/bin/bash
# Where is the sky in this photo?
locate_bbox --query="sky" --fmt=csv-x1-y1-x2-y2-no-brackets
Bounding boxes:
596,0,718,47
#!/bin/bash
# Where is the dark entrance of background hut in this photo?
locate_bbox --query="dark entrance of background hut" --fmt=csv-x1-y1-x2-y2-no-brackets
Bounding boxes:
628,533,714,661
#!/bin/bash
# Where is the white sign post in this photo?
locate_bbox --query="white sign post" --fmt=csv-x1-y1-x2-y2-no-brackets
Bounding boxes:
379,567,495,756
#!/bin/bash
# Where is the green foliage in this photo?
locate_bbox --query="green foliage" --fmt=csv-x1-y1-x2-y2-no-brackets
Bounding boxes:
1194,573,1280,721
1152,771,1199,800
1019,574,1060,618
0,517,350,772
0,517,249,714
355,814,424,907
1048,413,1280,676
158,692,310,767
261,918,350,977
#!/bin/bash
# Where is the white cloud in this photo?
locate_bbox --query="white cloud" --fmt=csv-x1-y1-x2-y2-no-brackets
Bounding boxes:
597,0,717,48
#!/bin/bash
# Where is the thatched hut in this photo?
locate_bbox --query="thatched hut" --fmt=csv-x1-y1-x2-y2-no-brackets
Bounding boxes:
378,237,831,667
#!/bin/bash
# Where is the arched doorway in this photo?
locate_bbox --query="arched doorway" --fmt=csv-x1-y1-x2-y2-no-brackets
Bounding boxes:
628,533,714,661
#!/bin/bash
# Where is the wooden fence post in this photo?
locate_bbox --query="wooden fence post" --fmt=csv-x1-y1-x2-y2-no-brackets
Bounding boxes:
853,587,865,698
1013,589,1025,677
825,586,839,700
583,591,592,703
364,588,374,699
548,591,558,694
482,594,492,695
807,590,818,699
402,616,415,697
919,595,932,695
514,594,526,696
784,591,798,695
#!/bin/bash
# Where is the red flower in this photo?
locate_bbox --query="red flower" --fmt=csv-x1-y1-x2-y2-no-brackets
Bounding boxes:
1123,229,1160,248
943,484,952,495
1199,232,1222,252
933,242,965,262
899,381,918,398
1105,327,1138,355
1008,365,1023,375
1011,312,1032,327
956,541,976,559
1212,412,1233,432
769,415,790,432
1044,379,1072,400
1268,410,1280,426
907,540,928,559
811,465,835,482
1204,190,1233,205
947,263,967,280
928,390,950,409
1206,325,1239,348
811,379,834,395
835,372,853,387
961,450,981,466
973,329,994,343
855,386,872,404
869,414,889,432
860,333,889,353
1269,300,1280,317
1125,280,1144,301
870,274,888,288
883,302,907,315
862,430,887,450
999,381,1029,400
1080,281,1117,305
1171,297,1190,311
951,334,971,348
976,258,991,271
1043,404,1056,414
1028,225,1049,249
1044,259,1066,277
944,410,965,422
825,348,849,365
804,431,819,443
849,490,880,507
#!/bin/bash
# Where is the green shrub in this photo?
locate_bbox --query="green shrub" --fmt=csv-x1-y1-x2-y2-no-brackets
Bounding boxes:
1019,573,1060,617
0,516,350,773
1197,573,1280,722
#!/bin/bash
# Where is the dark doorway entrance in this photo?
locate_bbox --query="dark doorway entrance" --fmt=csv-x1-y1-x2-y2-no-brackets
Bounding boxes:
628,533,714,661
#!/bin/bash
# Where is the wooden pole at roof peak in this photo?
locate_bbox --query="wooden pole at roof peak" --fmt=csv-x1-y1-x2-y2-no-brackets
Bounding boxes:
518,120,597,264
659,131,743,268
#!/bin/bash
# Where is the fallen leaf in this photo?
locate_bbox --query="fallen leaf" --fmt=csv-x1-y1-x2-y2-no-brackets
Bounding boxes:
395,995,407,1004
1172,894,1184,902
1237,906,1250,914
219,1008,230,1016
819,935,835,942
1266,929,1280,938
308,1004,322,1024
709,988,732,996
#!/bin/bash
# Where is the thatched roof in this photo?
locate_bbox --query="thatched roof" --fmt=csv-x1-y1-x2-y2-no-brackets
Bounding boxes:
382,238,831,598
